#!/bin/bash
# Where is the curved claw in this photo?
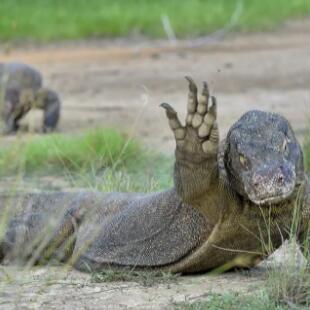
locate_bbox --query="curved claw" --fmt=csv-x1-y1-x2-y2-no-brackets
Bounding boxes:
197,81,210,115
185,76,198,114
202,81,209,97
185,76,197,92
161,102,185,139
209,96,217,117
160,102,177,118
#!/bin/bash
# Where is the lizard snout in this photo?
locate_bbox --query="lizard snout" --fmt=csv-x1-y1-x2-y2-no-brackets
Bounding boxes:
246,162,296,205
252,166,286,189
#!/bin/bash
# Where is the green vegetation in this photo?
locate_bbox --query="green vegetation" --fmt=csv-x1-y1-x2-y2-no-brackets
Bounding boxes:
266,262,310,307
0,128,173,192
0,128,139,174
175,292,280,310
1,0,310,41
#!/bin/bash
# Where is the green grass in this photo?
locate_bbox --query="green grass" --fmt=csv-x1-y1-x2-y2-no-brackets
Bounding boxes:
0,128,140,174
175,292,281,310
0,128,173,192
266,263,310,307
1,0,310,41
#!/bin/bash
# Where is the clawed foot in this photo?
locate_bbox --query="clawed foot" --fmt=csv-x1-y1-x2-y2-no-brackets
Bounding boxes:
161,77,219,160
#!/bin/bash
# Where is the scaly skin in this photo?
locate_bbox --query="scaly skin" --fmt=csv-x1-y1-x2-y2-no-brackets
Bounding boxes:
0,77,309,273
0,62,61,133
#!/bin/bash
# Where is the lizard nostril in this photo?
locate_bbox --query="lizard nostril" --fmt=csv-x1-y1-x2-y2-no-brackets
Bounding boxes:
277,174,285,184
252,174,262,189
252,180,260,189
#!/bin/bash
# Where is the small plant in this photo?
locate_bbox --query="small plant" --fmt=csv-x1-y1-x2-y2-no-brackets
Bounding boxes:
266,263,310,307
174,291,279,310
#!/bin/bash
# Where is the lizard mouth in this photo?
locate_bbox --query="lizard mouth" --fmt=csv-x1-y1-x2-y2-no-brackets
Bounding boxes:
247,186,295,206
250,194,289,205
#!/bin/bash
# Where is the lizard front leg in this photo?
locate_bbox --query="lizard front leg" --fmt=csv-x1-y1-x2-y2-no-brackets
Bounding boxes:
34,88,61,132
161,77,220,206
3,88,33,134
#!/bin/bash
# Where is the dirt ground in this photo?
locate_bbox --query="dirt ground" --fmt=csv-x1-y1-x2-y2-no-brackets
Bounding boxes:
0,244,305,310
0,20,310,309
0,266,264,310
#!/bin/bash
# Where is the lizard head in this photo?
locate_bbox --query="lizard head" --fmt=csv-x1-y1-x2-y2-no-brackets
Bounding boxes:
224,110,304,205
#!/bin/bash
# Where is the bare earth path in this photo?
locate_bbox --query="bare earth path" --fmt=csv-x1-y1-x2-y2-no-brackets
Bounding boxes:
0,20,309,309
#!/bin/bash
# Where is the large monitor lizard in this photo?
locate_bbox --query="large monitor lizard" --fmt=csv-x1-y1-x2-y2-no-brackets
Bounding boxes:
0,77,309,273
0,62,61,133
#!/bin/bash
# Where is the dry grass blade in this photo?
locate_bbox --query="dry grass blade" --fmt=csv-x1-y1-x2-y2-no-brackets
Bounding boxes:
267,264,310,306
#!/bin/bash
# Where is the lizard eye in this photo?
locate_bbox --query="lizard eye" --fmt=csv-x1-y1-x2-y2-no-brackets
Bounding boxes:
282,138,289,154
239,154,247,166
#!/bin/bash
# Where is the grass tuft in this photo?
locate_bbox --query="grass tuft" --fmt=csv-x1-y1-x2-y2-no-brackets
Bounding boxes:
175,291,278,310
266,264,310,307
0,128,140,175
0,128,173,192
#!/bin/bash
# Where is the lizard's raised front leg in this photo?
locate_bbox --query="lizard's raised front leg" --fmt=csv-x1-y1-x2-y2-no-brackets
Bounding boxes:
161,77,220,213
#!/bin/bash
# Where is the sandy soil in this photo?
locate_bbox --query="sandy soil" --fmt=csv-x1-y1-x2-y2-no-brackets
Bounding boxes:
0,266,264,310
0,20,310,309
0,244,305,309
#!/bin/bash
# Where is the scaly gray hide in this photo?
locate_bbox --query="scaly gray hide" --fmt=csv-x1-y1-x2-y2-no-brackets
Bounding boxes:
0,191,210,270
0,63,42,91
